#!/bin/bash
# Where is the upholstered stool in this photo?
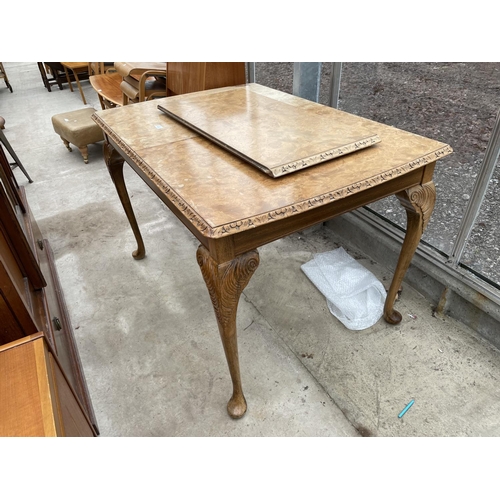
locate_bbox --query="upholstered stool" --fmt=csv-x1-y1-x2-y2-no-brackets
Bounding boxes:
51,108,104,163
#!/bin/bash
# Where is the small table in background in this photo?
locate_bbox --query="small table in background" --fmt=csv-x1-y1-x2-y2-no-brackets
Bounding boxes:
89,72,123,109
61,62,89,104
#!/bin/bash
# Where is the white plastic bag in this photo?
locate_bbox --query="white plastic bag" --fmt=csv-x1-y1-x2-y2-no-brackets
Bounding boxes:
301,247,386,331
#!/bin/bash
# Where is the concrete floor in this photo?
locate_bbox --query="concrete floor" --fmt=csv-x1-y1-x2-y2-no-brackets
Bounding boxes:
2,62,500,437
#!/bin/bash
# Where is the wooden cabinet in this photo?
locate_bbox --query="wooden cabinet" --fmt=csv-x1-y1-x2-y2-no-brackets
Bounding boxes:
165,62,246,96
0,333,95,436
0,142,98,436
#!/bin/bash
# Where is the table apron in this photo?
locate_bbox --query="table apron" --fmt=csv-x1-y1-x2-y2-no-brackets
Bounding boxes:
232,167,425,256
109,132,433,261
108,137,210,249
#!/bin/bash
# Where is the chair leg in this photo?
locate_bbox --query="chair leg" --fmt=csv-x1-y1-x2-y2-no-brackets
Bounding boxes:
60,137,73,152
0,63,12,92
78,145,89,163
64,67,74,93
0,128,33,183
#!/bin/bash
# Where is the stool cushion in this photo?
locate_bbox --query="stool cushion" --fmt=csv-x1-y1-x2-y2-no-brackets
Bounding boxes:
51,108,103,147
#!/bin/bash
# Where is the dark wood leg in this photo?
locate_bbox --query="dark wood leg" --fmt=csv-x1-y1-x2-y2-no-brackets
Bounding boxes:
103,142,146,260
0,129,33,183
196,244,259,418
37,63,64,91
384,181,436,324
54,71,65,90
97,94,106,110
37,62,51,91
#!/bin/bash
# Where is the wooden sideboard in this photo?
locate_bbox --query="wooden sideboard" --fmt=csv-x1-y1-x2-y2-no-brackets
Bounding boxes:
165,62,246,96
0,333,95,436
0,143,98,436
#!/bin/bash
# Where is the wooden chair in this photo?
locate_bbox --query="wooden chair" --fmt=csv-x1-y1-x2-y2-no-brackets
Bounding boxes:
38,62,65,91
114,62,167,105
88,62,115,76
0,118,33,182
90,62,247,110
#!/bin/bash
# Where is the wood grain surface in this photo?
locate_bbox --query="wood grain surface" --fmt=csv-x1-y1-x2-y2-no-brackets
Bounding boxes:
158,86,380,177
93,84,452,239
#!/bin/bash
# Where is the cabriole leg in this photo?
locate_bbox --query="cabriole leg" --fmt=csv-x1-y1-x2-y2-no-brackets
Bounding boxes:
384,181,436,324
103,141,146,260
196,244,259,418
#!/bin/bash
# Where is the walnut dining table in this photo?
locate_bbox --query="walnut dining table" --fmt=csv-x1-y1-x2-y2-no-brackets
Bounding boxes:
92,83,453,419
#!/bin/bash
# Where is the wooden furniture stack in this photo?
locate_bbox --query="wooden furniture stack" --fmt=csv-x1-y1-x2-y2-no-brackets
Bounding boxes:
90,62,247,110
114,62,167,105
0,143,98,436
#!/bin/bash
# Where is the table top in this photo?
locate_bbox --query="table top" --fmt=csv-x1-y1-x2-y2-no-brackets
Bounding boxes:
158,86,380,178
61,62,88,70
90,73,123,107
93,83,453,239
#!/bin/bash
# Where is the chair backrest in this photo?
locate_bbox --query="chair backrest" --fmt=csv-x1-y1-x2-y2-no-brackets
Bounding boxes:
89,62,115,76
114,63,167,104
166,62,246,96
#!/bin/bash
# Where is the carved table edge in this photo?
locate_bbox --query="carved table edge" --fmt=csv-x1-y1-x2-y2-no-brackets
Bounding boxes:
92,113,453,239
